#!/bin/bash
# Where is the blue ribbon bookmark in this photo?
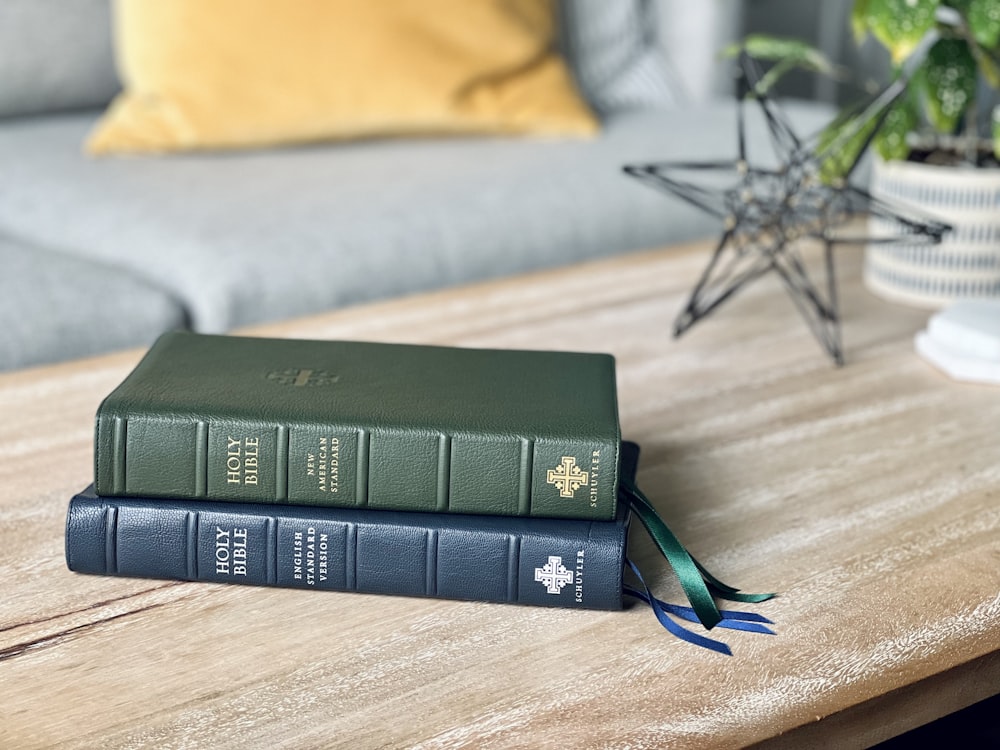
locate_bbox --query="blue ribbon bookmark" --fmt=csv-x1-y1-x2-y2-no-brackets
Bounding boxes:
624,559,774,656
619,477,777,654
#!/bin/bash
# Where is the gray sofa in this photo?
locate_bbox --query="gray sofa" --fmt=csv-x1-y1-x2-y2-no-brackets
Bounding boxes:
0,0,832,371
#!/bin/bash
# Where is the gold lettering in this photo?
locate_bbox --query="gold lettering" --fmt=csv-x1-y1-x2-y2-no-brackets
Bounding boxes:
243,438,259,486
309,437,344,494
226,437,241,484
329,437,340,493
589,451,601,509
225,436,261,486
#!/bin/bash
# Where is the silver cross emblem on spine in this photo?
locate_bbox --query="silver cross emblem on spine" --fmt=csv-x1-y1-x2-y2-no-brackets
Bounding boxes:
534,555,574,595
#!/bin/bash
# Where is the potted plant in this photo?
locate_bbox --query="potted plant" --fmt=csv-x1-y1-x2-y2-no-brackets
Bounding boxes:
851,0,1000,307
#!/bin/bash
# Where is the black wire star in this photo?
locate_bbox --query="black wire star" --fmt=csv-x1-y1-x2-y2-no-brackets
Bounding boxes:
624,54,950,365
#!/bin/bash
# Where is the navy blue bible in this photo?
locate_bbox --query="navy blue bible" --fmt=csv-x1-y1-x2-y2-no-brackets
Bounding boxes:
65,444,640,611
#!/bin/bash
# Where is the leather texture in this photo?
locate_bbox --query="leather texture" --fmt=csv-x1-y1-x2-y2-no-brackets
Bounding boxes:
95,332,621,520
69,444,638,610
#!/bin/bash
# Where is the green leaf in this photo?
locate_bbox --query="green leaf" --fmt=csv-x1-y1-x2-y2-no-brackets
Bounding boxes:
817,108,882,182
919,38,978,132
852,0,872,43
720,40,745,60
865,0,941,63
874,95,919,160
720,34,843,95
724,34,839,72
969,36,1000,88
968,0,1000,49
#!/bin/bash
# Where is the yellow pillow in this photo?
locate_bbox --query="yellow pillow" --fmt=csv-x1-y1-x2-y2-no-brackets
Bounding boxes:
86,0,598,155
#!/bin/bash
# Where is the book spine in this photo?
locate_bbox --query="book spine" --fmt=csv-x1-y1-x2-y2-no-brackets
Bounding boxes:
94,412,619,520
65,496,626,610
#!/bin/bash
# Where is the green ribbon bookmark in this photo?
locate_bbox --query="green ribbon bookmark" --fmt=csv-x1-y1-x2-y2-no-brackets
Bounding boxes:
620,477,775,631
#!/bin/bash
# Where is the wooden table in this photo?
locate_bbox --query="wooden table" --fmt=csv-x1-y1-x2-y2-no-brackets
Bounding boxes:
2,240,998,749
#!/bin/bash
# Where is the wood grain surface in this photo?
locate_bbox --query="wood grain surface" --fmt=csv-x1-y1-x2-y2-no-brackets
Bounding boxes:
1,240,998,749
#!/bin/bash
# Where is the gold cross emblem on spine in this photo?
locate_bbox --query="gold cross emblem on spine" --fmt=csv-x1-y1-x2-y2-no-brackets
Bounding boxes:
546,456,589,498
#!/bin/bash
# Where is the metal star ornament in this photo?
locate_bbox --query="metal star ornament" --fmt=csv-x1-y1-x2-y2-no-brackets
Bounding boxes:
624,53,950,365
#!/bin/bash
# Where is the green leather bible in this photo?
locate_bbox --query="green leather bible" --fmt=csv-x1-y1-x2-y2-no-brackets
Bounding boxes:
95,332,621,520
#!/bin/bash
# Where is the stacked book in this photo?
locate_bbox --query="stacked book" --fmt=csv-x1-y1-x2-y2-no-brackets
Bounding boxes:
66,332,773,653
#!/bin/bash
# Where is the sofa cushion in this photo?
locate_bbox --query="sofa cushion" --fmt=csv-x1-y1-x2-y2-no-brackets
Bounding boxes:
87,0,598,155
0,100,834,347
0,0,670,124
560,0,676,114
0,0,119,119
0,234,186,370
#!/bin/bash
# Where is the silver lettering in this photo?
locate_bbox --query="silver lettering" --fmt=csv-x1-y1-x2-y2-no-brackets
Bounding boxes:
293,531,303,579
575,549,585,603
232,527,248,576
215,527,231,574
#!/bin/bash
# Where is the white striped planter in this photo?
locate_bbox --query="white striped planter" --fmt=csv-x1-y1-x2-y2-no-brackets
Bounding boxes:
865,156,1000,308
